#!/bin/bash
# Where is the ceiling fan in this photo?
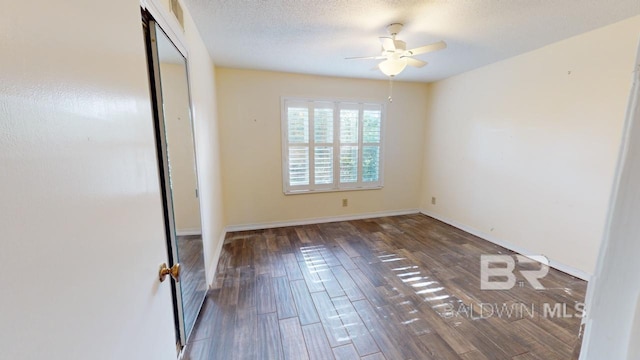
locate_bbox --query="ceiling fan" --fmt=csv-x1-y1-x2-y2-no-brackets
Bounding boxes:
346,23,447,77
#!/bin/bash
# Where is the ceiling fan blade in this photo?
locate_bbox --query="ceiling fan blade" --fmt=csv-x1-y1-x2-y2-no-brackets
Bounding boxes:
404,40,447,56
404,57,427,68
379,37,396,52
345,55,386,60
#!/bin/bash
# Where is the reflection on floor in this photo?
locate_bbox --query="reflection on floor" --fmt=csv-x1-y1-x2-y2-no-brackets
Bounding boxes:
184,214,586,360
177,234,207,338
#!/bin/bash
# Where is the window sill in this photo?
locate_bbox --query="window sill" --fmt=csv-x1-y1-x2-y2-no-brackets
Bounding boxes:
284,186,383,195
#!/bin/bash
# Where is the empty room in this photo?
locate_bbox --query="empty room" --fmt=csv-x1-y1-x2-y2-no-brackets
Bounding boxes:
2,1,640,360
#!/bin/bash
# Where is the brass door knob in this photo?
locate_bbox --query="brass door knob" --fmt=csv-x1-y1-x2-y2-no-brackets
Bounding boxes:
159,262,181,282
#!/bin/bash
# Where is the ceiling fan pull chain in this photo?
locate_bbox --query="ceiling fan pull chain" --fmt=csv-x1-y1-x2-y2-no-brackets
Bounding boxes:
388,76,394,102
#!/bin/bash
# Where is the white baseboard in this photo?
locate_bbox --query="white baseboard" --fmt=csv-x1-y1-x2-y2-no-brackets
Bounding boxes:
225,209,420,232
419,209,592,281
176,228,202,236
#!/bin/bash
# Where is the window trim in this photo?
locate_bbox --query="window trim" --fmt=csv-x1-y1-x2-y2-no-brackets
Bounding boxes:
281,97,385,195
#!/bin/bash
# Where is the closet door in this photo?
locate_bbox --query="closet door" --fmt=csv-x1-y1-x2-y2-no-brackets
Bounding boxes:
144,14,207,346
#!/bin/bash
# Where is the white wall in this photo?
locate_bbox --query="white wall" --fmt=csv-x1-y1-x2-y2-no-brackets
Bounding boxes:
420,15,640,275
580,42,640,360
0,0,177,359
153,0,226,283
180,3,227,282
216,68,427,227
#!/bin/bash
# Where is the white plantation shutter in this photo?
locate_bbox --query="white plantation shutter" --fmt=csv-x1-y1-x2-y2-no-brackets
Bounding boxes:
313,103,334,187
362,146,380,182
362,104,382,183
287,106,309,143
288,147,309,186
314,107,333,143
282,98,383,194
339,146,358,183
339,103,359,184
285,101,310,187
314,146,333,184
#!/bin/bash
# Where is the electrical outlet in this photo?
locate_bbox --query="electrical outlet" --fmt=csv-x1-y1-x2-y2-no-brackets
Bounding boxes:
431,197,436,205
342,198,348,207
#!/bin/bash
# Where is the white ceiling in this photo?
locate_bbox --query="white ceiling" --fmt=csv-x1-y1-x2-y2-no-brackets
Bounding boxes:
183,0,640,83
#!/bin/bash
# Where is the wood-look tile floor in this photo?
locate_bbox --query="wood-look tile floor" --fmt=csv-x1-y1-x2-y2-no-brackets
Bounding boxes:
184,214,586,360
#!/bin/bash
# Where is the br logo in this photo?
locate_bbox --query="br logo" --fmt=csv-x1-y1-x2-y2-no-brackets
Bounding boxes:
480,255,549,290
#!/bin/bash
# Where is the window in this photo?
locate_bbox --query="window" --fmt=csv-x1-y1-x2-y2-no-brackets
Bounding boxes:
282,98,384,194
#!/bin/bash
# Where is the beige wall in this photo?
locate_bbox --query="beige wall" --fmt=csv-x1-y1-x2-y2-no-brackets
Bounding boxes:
216,69,427,227
159,62,202,233
420,15,640,275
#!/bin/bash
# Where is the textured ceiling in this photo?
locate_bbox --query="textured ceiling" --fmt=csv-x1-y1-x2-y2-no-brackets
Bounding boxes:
183,0,640,82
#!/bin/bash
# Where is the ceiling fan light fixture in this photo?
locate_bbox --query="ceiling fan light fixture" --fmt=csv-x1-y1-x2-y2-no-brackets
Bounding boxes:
378,58,407,77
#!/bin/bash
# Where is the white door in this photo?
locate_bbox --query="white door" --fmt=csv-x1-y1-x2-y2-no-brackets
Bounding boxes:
0,1,178,359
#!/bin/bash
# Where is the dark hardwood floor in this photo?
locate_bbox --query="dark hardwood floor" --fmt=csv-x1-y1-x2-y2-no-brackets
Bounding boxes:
184,214,586,360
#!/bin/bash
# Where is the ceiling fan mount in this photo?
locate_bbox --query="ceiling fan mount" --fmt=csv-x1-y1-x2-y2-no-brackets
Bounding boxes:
346,22,447,77
386,23,404,37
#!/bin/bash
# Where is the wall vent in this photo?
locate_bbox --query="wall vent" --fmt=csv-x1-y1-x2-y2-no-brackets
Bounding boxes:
170,0,184,30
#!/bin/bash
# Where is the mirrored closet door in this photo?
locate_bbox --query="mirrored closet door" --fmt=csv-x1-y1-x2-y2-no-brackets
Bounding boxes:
143,12,207,346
